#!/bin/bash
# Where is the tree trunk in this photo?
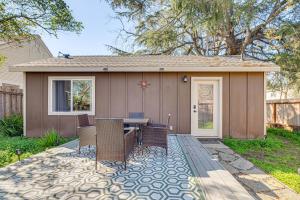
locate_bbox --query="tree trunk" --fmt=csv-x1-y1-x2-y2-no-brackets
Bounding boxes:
225,37,241,55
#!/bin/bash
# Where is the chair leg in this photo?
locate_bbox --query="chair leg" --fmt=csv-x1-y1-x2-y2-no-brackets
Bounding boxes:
78,146,81,154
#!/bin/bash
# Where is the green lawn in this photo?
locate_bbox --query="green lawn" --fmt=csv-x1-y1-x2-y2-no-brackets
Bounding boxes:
223,128,300,193
0,134,75,168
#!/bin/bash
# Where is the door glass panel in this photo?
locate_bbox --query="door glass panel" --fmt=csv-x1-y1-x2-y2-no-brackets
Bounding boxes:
198,84,214,129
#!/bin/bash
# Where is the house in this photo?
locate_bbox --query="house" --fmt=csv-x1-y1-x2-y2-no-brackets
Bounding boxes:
9,55,280,138
0,35,52,88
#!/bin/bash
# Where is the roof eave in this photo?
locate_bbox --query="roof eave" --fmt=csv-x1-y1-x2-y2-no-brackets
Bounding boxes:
9,66,280,72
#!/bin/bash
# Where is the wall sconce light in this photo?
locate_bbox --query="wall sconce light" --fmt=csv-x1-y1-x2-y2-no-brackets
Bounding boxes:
182,75,188,83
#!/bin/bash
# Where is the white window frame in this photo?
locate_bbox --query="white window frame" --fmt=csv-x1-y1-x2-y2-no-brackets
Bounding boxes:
48,76,95,115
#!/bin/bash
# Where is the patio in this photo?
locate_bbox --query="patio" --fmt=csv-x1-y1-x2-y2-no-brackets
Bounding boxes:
0,135,252,200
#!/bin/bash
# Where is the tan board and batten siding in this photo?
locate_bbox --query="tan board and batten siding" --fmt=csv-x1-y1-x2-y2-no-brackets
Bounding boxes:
26,72,264,139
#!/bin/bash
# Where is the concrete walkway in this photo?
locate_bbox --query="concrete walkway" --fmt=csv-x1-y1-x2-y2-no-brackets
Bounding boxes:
200,140,300,200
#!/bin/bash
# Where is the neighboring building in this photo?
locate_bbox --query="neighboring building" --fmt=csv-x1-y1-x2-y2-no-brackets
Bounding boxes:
0,36,52,88
10,55,279,138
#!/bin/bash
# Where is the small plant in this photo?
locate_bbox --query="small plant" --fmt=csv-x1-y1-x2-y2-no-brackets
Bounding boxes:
0,115,23,137
39,129,61,148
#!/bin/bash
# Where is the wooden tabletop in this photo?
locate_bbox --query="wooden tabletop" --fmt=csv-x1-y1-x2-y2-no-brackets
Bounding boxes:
123,118,149,125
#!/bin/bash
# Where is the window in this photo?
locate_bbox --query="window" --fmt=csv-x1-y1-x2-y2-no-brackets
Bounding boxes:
49,77,95,115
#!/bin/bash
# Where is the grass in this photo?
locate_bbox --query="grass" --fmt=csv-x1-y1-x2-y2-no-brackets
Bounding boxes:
223,128,300,193
0,130,75,168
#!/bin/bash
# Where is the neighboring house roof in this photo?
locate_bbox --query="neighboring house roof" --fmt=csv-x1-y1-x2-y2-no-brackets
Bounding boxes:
10,55,280,72
0,35,52,87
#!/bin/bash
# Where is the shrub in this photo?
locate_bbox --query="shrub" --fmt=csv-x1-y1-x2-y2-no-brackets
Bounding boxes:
39,129,62,148
0,136,42,153
0,115,23,137
0,150,14,167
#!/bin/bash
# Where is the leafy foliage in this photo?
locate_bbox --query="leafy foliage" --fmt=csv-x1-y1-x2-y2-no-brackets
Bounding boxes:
106,0,299,57
0,115,23,137
38,129,63,148
0,130,74,167
224,128,300,193
0,136,42,167
0,0,83,43
267,22,300,97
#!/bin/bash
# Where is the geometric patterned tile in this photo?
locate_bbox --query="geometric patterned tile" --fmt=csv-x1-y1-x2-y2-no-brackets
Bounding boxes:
0,135,206,199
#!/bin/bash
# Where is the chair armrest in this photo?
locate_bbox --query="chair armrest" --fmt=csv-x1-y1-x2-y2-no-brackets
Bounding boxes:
124,127,135,160
147,123,168,128
124,127,135,136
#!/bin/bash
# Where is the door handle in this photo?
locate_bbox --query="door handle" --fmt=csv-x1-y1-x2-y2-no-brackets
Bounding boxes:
193,110,197,113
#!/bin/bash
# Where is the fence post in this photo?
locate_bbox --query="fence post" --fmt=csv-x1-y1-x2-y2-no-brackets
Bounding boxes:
4,87,11,117
0,86,4,119
272,103,277,124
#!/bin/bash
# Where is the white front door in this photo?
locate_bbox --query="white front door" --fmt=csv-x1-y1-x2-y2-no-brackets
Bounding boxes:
191,77,222,138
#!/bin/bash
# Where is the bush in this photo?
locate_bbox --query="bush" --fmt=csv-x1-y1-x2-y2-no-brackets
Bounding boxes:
38,129,62,148
0,115,23,137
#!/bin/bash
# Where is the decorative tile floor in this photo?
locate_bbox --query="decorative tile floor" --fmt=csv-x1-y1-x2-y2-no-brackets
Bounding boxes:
0,135,205,200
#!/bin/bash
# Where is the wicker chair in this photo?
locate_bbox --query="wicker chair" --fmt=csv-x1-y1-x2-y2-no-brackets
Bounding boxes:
95,119,135,170
77,114,96,153
142,114,171,155
142,126,168,154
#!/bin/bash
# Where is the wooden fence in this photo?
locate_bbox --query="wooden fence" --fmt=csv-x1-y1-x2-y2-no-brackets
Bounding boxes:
267,99,300,131
0,84,23,119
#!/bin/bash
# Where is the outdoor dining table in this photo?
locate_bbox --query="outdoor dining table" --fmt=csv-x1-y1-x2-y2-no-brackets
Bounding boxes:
123,118,149,146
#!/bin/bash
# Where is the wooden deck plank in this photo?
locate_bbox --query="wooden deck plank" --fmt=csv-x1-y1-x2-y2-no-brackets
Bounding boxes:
178,135,225,200
181,135,235,199
176,134,253,200
188,136,253,200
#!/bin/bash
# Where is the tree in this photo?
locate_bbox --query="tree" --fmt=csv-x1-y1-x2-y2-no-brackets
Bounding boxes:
267,22,300,98
106,0,299,59
0,0,83,43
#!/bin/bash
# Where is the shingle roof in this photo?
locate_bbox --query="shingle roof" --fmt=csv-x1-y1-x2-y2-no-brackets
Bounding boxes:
9,55,280,72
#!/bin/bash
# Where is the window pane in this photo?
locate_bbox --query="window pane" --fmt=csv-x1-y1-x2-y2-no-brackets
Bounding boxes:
72,80,92,111
52,80,71,112
198,84,214,129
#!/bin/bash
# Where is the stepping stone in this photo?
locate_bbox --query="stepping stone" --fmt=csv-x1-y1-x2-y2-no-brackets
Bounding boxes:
216,148,235,155
241,167,269,179
256,188,300,200
220,161,240,174
236,174,271,193
206,148,218,155
219,152,237,162
230,157,254,170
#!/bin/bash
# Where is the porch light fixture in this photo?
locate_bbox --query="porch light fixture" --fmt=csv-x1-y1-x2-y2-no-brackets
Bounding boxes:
159,67,165,71
182,75,188,83
103,67,108,71
15,149,22,161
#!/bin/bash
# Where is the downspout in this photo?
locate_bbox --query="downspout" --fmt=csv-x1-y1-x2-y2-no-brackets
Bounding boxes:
23,72,26,136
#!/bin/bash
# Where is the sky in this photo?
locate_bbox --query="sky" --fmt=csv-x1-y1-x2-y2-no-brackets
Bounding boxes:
40,0,123,56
